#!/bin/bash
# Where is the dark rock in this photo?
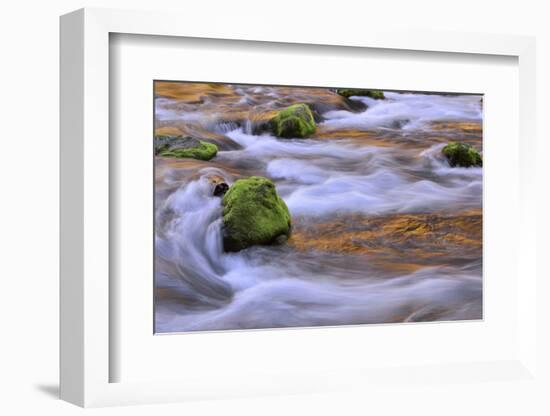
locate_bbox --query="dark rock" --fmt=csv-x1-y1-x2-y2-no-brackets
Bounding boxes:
273,234,289,245
343,98,368,112
213,182,229,197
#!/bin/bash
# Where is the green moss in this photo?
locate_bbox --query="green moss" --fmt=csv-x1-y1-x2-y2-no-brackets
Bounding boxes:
157,137,218,161
337,89,385,99
270,103,316,138
222,176,291,252
442,142,482,167
155,135,172,155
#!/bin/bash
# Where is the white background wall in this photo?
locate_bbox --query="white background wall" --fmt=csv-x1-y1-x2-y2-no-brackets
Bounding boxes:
0,0,548,414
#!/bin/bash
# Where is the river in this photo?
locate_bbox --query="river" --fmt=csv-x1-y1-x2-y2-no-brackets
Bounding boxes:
154,83,483,333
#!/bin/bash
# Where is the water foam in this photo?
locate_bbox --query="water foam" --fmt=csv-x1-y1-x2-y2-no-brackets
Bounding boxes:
322,92,482,131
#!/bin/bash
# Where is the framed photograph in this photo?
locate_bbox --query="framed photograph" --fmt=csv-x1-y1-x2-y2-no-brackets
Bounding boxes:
60,8,540,408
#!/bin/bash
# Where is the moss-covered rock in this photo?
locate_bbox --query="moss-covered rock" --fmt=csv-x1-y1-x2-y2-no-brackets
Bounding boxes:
270,103,316,138
442,142,482,167
222,176,291,252
337,89,385,99
155,135,218,161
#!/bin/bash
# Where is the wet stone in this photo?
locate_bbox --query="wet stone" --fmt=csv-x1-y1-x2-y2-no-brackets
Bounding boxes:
213,182,229,197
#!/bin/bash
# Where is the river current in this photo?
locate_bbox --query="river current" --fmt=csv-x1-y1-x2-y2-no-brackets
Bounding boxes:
154,86,483,333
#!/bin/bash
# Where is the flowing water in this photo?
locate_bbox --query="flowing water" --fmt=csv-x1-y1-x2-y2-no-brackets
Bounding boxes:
154,84,483,333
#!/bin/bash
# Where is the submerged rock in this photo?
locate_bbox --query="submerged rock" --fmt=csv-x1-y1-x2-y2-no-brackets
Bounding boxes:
155,135,218,161
442,141,482,167
270,103,316,138
222,176,291,252
341,98,368,113
337,89,385,99
391,119,410,129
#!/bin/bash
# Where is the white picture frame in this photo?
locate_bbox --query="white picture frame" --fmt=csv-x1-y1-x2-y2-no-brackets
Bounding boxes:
60,7,540,408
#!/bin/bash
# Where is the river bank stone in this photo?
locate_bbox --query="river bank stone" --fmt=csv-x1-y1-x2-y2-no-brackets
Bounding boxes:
337,89,385,99
155,135,218,161
222,176,291,252
442,141,482,167
270,103,316,138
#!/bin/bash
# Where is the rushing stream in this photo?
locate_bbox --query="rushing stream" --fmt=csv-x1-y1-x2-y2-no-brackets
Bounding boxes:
154,84,483,333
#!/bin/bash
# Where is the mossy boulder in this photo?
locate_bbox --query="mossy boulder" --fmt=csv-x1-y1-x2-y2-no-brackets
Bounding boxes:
337,89,385,100
155,135,218,161
442,142,482,167
270,103,316,138
222,176,291,252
